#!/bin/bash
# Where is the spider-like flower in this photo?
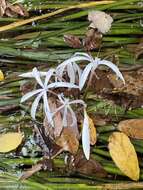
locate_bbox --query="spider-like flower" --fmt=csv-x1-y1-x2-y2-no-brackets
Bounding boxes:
53,93,86,127
53,94,90,160
56,56,82,84
20,68,79,126
70,52,125,90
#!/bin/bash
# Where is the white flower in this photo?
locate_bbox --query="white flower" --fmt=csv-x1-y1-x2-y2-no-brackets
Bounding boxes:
53,93,86,128
56,56,82,84
19,70,47,78
70,52,125,90
20,67,79,126
82,109,90,160
88,11,113,34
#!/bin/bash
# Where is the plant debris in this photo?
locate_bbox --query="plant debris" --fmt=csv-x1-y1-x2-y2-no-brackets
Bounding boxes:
118,119,143,139
0,132,23,153
108,132,140,181
0,0,29,17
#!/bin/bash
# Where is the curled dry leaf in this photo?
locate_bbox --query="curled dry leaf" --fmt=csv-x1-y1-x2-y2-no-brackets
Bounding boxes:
6,3,29,17
64,34,82,48
83,28,102,51
55,127,79,155
64,29,102,51
0,0,6,16
118,119,143,139
108,132,140,181
0,132,23,153
0,0,28,17
0,70,4,81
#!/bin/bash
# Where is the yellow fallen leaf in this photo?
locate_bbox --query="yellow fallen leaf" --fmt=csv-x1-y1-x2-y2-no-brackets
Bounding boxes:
0,70,4,81
88,117,97,145
108,132,140,181
118,119,143,139
0,132,23,153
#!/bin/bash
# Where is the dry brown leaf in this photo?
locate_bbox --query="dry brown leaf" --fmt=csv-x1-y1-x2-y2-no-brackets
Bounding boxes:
108,73,143,96
0,132,23,153
68,151,107,177
6,3,29,17
83,28,102,51
64,34,82,48
88,116,97,145
0,0,28,17
92,115,107,126
108,132,140,181
118,119,143,139
0,0,6,16
55,127,79,154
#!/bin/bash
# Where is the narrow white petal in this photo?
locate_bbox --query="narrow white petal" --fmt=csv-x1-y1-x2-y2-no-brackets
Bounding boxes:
70,55,90,62
33,68,44,88
69,99,86,107
56,54,90,81
73,63,82,79
79,63,92,90
19,71,47,78
99,60,125,84
61,55,90,64
57,93,65,104
74,52,92,60
43,92,54,127
44,69,55,87
39,72,48,77
48,82,79,89
19,72,33,78
31,92,44,120
56,65,65,80
82,110,90,160
56,61,67,74
20,89,43,103
67,63,75,84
